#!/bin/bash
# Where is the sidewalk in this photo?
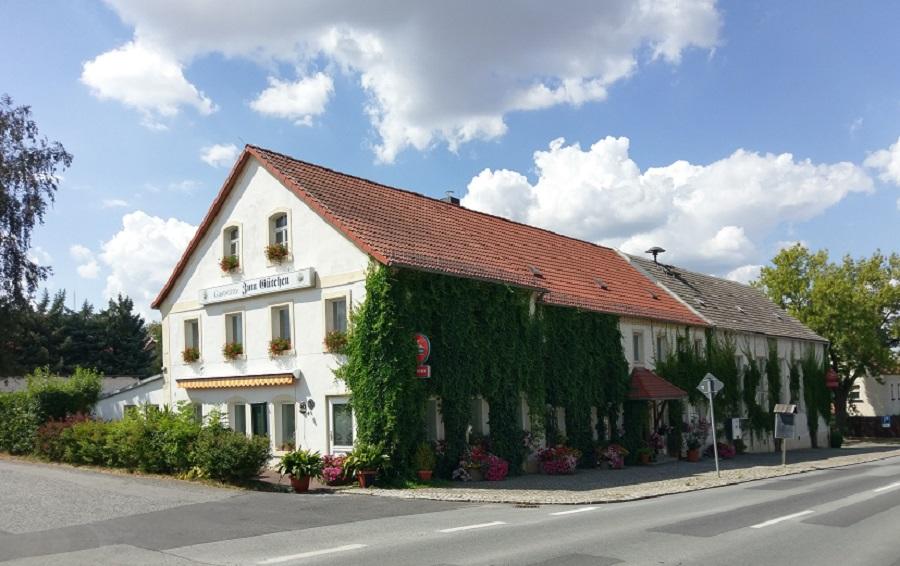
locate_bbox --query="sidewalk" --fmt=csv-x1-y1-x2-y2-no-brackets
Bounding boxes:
344,440,900,505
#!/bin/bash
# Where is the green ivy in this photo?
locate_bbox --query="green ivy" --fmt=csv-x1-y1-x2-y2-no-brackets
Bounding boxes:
801,348,829,448
339,264,629,476
788,359,801,404
742,357,770,439
765,342,782,413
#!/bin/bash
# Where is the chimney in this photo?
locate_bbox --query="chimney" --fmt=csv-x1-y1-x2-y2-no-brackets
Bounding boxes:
441,190,460,205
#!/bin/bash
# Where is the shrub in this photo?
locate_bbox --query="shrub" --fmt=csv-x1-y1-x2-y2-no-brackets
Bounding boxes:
190,419,271,482
63,418,112,465
101,404,201,473
26,366,102,421
344,442,389,476
34,413,92,461
413,442,436,471
0,392,41,454
830,429,843,449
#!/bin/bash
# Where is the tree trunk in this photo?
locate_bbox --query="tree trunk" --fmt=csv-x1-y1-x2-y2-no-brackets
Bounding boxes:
833,383,849,433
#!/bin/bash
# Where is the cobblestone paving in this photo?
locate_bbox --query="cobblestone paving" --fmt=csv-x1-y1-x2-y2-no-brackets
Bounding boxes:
346,442,900,505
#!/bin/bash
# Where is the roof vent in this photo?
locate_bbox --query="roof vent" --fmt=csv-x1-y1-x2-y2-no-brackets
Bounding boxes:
645,246,666,264
697,298,706,307
736,305,746,314
528,265,544,278
595,277,609,291
441,190,460,205
649,290,660,300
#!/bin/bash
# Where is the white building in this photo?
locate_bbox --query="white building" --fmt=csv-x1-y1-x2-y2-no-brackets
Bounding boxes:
849,374,900,417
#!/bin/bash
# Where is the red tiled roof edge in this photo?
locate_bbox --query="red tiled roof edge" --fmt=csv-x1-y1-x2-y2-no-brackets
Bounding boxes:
628,366,688,400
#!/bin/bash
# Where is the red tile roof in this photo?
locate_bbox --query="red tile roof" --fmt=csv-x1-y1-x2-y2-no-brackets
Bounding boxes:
628,367,688,401
152,146,707,326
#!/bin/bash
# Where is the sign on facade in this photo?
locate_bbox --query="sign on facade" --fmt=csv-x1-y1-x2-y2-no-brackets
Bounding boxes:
199,268,316,305
415,333,431,378
883,415,892,429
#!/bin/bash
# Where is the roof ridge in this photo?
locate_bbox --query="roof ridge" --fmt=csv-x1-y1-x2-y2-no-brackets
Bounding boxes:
249,144,624,257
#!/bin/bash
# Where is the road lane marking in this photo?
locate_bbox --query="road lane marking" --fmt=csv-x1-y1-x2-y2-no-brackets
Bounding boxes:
749,510,814,529
550,506,598,516
873,481,900,493
257,544,367,564
438,521,507,533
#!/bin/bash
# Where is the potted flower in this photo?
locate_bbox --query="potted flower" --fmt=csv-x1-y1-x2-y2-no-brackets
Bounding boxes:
265,243,289,263
636,445,653,465
345,442,388,488
536,445,581,475
269,337,291,356
222,342,243,361
598,443,628,469
278,449,323,493
219,255,239,273
182,347,200,363
685,434,702,462
414,442,436,481
321,454,349,486
324,330,348,354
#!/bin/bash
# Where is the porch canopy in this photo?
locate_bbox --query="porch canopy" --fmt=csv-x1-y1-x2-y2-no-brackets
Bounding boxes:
627,367,687,401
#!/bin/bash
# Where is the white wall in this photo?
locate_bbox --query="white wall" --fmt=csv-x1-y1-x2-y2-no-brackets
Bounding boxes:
154,157,370,455
94,377,166,421
852,374,900,417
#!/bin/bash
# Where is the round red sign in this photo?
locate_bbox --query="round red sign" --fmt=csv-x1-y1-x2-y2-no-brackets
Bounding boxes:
415,333,431,364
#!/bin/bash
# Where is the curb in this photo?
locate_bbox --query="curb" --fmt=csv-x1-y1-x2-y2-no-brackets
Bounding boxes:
343,449,900,505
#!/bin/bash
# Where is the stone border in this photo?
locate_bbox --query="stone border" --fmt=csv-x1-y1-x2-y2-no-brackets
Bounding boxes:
344,449,900,505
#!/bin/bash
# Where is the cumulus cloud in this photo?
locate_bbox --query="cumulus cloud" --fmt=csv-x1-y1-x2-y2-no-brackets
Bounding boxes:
725,264,762,285
28,246,52,266
250,73,334,126
70,244,100,279
462,136,872,274
200,143,240,168
81,41,216,129
864,136,900,185
97,211,197,319
90,1,720,161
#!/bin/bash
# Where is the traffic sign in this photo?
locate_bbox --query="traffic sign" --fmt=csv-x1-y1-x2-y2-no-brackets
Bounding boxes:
697,373,725,398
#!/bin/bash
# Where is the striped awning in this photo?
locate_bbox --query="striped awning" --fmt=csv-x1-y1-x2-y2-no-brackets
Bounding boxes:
178,373,295,390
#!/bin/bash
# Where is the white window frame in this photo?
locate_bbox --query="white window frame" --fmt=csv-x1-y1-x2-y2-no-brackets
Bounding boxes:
632,331,644,364
269,210,291,247
323,292,350,335
224,311,244,346
273,397,297,452
425,397,445,442
469,396,490,436
656,333,668,362
222,223,242,269
230,401,249,436
183,317,201,363
328,396,355,453
270,302,294,353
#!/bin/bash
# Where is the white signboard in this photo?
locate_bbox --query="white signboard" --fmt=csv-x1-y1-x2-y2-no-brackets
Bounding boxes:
697,373,725,399
199,268,315,305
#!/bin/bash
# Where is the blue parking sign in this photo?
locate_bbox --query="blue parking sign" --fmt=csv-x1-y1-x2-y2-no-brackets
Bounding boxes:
883,416,892,428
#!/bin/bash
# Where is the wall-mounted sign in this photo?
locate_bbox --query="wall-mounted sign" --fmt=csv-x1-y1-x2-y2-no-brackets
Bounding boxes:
415,333,431,378
199,268,315,305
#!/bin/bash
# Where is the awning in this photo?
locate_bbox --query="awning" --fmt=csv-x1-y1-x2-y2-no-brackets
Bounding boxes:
178,373,295,390
628,367,687,401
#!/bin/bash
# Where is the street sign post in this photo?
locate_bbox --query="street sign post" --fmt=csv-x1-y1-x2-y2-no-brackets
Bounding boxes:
696,373,724,477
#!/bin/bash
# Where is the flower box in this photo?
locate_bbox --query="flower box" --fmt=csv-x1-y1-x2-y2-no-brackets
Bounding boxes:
181,347,200,363
269,337,292,356
219,255,239,273
222,342,243,361
265,243,289,263
324,330,348,354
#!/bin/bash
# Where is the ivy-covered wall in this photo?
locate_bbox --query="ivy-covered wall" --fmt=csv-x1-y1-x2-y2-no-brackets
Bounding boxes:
340,264,630,475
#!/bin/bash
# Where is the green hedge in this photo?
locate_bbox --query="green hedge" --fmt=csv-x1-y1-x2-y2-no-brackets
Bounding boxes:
33,406,270,482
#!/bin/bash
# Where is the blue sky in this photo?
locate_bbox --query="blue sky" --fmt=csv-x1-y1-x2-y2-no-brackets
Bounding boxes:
2,1,898,319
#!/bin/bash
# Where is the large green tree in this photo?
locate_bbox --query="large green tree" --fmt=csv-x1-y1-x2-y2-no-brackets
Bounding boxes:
0,94,72,302
755,245,900,428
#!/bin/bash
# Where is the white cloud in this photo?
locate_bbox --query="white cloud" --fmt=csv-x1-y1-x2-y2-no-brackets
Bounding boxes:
201,143,240,168
28,246,52,266
864,136,900,185
97,211,197,320
725,264,762,285
80,41,216,129
70,244,100,279
250,73,334,126
101,198,129,209
91,1,721,161
462,136,872,274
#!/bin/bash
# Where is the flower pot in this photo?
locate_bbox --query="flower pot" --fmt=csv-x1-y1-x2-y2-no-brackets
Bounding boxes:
289,475,310,493
523,459,540,474
468,467,484,482
639,453,651,465
357,470,377,488
687,448,701,462
416,470,433,481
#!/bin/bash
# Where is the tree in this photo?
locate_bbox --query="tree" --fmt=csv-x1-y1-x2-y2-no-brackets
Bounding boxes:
97,294,154,376
0,94,72,302
756,245,900,429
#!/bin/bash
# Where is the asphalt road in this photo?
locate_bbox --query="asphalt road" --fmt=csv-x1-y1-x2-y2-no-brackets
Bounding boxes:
1,456,899,565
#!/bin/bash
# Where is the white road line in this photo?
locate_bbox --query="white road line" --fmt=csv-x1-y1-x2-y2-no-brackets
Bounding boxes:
550,506,598,516
873,481,900,493
749,510,814,529
438,521,507,533
257,544,368,564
